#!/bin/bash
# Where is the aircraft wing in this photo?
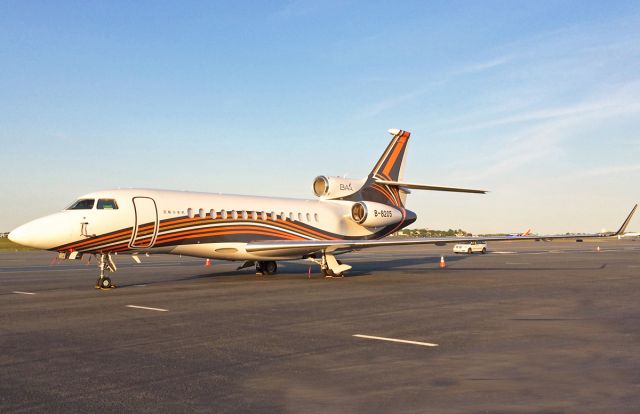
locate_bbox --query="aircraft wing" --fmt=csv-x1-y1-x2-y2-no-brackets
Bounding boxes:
246,204,637,257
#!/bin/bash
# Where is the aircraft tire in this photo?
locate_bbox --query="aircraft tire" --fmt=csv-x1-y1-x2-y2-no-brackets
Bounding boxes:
99,277,112,289
263,261,277,275
467,248,472,254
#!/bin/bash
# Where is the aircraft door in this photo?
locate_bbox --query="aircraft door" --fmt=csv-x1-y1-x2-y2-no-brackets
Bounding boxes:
130,197,158,248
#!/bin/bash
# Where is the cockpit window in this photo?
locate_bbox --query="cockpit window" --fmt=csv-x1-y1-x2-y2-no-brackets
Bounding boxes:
67,199,95,210
97,199,118,210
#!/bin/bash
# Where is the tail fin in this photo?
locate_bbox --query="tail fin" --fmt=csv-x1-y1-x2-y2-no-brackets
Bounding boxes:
369,129,411,182
357,129,411,208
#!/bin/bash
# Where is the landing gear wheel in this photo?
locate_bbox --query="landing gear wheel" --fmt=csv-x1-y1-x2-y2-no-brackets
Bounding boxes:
263,261,277,275
98,277,112,289
467,248,472,254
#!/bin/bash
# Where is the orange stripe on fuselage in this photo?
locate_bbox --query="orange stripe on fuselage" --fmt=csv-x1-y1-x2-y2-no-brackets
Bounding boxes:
154,224,301,241
62,229,133,251
159,215,338,241
155,227,302,245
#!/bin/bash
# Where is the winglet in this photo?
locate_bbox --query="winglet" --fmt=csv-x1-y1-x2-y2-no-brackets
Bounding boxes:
613,204,638,236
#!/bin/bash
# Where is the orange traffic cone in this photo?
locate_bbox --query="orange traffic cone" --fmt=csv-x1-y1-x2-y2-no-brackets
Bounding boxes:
205,258,211,267
439,256,446,269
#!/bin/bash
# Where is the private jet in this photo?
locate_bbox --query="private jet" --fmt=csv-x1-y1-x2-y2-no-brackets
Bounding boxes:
9,129,637,288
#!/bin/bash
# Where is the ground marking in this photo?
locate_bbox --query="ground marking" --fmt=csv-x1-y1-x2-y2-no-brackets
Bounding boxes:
126,305,168,312
505,262,530,265
353,334,438,347
12,291,36,295
492,251,517,254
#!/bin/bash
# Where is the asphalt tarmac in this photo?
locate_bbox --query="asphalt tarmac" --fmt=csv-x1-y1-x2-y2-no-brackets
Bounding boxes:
1,240,639,413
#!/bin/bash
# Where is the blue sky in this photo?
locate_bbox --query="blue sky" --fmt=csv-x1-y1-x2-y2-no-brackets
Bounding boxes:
1,1,639,233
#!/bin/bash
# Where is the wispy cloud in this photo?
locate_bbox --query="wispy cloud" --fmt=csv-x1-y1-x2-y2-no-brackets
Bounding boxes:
455,56,511,75
353,89,428,119
577,164,640,178
353,55,510,119
436,99,640,136
454,82,640,181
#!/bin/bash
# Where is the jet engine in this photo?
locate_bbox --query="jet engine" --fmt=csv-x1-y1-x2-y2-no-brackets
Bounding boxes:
350,201,403,228
312,176,365,200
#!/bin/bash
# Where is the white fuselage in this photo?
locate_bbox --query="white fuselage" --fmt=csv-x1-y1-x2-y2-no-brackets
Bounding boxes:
9,188,414,262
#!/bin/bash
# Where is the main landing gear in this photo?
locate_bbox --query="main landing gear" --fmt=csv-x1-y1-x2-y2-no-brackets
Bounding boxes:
95,253,117,289
314,252,352,278
256,261,278,276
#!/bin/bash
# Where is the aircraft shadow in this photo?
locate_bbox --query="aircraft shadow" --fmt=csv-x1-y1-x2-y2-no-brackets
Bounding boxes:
116,258,608,288
116,255,471,287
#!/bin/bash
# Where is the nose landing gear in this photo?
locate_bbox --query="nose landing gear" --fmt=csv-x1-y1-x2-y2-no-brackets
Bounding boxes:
95,253,117,289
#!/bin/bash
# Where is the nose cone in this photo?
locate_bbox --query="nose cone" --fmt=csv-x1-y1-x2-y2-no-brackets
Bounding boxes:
8,226,27,245
9,214,72,250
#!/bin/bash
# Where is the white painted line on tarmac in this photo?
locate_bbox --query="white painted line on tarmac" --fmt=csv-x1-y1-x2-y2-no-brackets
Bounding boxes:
492,251,517,254
353,334,438,347
126,305,168,312
12,291,36,295
505,262,530,265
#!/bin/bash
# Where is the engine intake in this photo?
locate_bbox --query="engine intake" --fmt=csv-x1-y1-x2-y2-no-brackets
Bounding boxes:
312,176,364,199
350,201,403,228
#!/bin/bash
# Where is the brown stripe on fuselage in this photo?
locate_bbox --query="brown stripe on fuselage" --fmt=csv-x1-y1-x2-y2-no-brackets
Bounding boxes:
154,227,303,245
58,228,133,251
157,214,340,241
154,224,304,242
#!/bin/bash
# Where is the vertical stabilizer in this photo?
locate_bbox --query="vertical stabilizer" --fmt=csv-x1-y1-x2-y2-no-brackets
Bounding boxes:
355,129,411,208
369,129,411,182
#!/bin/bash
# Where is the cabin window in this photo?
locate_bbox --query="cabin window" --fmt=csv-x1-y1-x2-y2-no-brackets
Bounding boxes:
251,211,257,220
232,210,238,220
306,213,311,222
314,213,319,222
199,208,206,219
97,199,118,210
269,211,275,221
288,212,294,221
187,208,194,218
67,199,95,210
241,211,247,220
221,210,227,219
210,209,216,219
297,212,303,221
261,211,267,220
280,212,285,220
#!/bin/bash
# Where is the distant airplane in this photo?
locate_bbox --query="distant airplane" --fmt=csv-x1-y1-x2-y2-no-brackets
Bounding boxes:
8,129,638,289
618,232,640,239
507,228,532,237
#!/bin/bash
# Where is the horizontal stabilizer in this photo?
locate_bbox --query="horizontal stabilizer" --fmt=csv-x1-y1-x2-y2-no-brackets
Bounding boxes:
375,179,487,194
